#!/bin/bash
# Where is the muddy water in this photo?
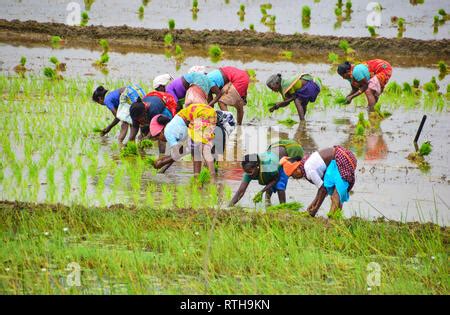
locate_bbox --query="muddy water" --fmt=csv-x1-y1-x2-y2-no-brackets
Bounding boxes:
0,42,449,226
2,0,449,40
1,43,449,91
155,108,450,226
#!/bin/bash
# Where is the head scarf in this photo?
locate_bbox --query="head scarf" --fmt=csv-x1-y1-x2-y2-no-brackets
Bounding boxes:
153,74,174,89
150,114,165,136
188,65,207,74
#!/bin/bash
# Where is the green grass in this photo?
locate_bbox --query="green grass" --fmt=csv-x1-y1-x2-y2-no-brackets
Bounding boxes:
0,201,447,294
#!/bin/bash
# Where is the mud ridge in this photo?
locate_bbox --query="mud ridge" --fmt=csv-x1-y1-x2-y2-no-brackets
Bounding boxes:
0,200,447,231
0,19,449,58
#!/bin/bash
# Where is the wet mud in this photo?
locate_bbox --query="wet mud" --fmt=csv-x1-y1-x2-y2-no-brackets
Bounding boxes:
1,19,449,60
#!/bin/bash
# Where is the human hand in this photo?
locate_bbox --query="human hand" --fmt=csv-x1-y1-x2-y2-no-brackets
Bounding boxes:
269,103,279,113
100,128,109,136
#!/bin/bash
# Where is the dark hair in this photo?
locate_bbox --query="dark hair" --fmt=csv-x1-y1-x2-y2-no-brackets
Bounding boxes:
266,73,282,88
92,86,108,102
130,101,146,119
241,154,260,169
288,156,302,163
337,61,352,76
157,115,171,126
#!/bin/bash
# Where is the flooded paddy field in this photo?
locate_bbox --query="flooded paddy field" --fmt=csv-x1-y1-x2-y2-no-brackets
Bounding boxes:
0,73,448,225
1,0,449,40
0,1,449,296
0,41,449,90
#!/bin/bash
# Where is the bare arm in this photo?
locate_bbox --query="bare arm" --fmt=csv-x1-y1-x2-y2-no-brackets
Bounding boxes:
346,79,369,103
260,175,279,195
154,155,175,169
269,95,296,113
306,186,328,216
229,180,250,206
208,86,223,107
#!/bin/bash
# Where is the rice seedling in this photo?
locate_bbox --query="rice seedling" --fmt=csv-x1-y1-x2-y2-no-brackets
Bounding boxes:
413,78,420,89
407,141,432,171
43,57,64,80
161,184,174,209
78,168,88,203
278,118,298,127
280,50,293,60
327,208,344,220
402,82,413,95
51,35,62,48
197,167,211,186
385,81,402,95
175,44,184,60
328,52,339,64
260,3,272,16
14,56,27,74
334,95,347,105
302,6,311,29
120,142,139,158
367,26,377,37
142,0,150,6
138,139,154,149
80,11,89,26
249,24,255,31
345,1,353,16
397,18,406,38
432,15,441,27
94,39,109,68
336,0,343,9
145,183,156,208
208,45,223,63
419,141,432,156
423,77,439,93
63,163,73,201
334,7,343,28
438,61,448,80
46,164,56,203
246,69,257,83
373,103,392,119
84,0,95,11
164,33,173,48
266,202,304,212
338,40,355,55
168,19,176,31
237,4,246,21
191,0,199,13
250,191,262,205
438,9,449,22
352,112,369,143
138,5,144,19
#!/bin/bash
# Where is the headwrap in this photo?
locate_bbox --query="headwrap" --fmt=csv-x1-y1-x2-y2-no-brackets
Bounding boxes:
149,114,165,137
280,155,308,177
153,74,174,89
188,65,206,74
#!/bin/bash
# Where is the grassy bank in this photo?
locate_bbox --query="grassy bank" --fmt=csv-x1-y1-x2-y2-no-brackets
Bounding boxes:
0,201,448,294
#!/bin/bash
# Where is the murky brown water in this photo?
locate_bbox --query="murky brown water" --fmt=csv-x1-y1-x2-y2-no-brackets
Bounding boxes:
2,0,449,40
